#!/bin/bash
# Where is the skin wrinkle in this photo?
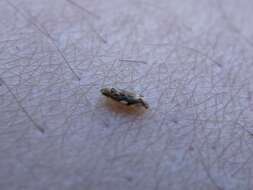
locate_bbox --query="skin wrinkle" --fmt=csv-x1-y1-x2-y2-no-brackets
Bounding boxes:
1,0,253,189
216,0,253,49
5,0,81,81
65,0,100,20
65,0,107,44
0,77,45,133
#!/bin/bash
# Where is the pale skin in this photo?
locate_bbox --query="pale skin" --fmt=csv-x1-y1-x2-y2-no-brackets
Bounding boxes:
0,0,253,190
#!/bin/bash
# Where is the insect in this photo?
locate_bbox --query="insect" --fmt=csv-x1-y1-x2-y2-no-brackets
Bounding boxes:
100,87,149,109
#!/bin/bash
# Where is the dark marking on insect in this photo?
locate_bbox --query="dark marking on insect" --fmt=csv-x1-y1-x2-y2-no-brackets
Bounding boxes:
100,88,149,109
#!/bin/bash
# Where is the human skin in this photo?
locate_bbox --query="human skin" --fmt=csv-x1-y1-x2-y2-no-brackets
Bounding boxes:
0,0,253,189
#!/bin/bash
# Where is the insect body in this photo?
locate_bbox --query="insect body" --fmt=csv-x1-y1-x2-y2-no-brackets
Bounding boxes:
100,87,149,109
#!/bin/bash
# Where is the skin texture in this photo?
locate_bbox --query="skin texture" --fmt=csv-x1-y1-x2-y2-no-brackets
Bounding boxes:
0,0,253,190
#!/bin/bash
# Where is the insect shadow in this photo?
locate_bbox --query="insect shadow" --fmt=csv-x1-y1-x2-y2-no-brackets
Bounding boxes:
102,98,147,116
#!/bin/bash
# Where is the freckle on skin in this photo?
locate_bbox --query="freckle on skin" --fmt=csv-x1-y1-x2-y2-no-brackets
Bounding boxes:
125,176,133,182
172,118,178,124
188,145,194,151
247,91,252,101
